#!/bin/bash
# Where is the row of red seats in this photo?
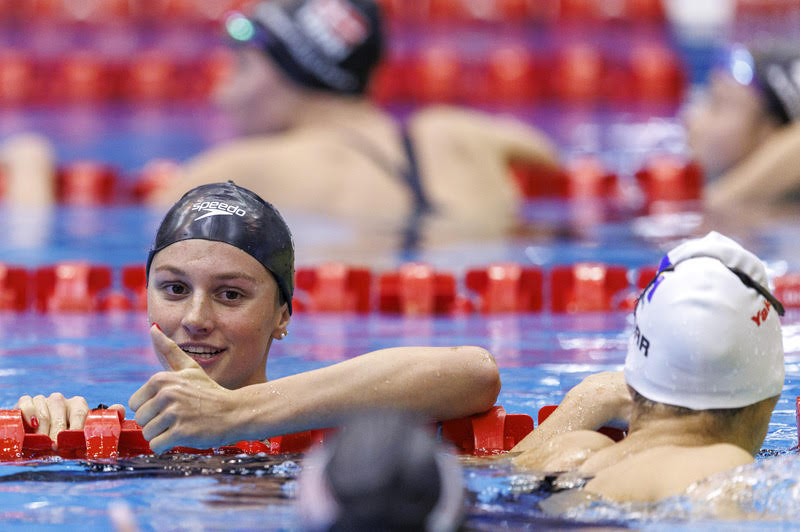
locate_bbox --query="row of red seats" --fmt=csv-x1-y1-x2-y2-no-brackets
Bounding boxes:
0,260,692,315
0,48,232,105
0,405,532,460
0,40,683,106
372,41,685,106
0,0,664,25
0,155,703,210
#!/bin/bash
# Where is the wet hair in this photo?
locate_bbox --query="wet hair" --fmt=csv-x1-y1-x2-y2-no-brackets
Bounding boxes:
229,0,383,95
146,181,295,313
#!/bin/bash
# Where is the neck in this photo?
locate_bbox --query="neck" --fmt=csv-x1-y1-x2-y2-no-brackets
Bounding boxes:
289,93,381,129
627,412,753,454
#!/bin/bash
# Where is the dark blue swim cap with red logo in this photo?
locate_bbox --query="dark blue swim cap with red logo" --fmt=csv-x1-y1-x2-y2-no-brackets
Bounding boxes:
226,0,383,95
146,181,295,314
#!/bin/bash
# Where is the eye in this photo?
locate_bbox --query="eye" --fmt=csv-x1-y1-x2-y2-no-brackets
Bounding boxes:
220,289,243,302
162,283,188,296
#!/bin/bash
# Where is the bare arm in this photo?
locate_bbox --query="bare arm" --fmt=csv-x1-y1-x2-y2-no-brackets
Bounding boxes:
130,325,501,453
511,371,631,454
706,122,800,209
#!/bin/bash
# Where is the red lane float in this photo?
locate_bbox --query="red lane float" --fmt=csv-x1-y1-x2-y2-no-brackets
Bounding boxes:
509,157,618,199
295,263,371,313
0,265,28,312
551,263,629,312
378,263,459,314
441,405,533,455
56,161,118,206
774,274,800,310
0,406,533,460
465,263,543,313
34,263,112,313
635,156,703,212
538,404,626,441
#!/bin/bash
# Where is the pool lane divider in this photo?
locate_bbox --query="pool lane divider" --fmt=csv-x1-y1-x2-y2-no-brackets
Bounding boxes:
0,405,534,460
0,261,681,315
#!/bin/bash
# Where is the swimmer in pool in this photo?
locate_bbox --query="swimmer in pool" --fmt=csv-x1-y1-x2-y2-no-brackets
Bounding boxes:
14,181,501,453
512,231,785,502
687,44,800,209
1,0,557,243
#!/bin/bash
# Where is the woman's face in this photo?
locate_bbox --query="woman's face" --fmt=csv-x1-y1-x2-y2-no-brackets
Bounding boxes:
684,72,776,179
147,239,290,389
215,47,304,135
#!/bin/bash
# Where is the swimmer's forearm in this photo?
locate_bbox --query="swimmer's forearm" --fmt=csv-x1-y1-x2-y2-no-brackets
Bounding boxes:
511,371,631,453
226,346,501,442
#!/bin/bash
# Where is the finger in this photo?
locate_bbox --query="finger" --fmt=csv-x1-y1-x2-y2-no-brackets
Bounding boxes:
130,379,171,428
15,395,36,429
150,324,202,372
46,393,69,441
65,396,89,430
129,370,169,413
140,410,174,445
108,404,127,420
32,395,51,437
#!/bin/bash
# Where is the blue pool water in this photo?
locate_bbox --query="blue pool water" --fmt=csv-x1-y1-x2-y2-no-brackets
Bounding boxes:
2,106,800,530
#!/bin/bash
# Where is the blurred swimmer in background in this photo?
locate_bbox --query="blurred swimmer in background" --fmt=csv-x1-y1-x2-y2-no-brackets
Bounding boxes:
0,0,558,246
158,0,558,242
686,43,800,209
512,232,785,502
14,182,501,452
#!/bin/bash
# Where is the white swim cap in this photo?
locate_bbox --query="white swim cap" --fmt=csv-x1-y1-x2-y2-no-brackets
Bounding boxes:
625,231,785,410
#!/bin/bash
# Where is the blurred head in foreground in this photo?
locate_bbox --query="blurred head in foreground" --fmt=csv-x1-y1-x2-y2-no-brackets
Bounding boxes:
298,410,464,532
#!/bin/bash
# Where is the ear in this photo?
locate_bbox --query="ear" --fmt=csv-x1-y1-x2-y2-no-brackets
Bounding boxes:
271,303,291,340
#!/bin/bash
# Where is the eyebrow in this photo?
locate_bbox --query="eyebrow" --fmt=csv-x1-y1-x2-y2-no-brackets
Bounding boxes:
153,265,261,284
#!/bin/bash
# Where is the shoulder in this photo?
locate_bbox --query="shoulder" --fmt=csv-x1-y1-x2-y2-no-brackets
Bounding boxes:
585,443,753,502
513,430,615,472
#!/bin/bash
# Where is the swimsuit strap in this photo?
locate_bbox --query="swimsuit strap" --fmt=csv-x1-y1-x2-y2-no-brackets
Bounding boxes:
338,125,433,256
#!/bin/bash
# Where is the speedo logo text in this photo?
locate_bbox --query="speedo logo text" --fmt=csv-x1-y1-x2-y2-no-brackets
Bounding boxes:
192,201,247,221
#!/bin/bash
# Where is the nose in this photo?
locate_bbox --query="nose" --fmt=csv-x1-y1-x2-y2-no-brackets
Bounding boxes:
181,292,214,336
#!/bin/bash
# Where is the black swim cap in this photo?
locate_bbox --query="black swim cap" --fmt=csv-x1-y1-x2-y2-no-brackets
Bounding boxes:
146,182,294,314
300,410,464,532
226,0,383,95
752,45,800,124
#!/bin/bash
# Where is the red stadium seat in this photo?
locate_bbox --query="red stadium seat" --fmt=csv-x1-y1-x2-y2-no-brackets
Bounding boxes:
52,51,114,103
294,263,372,312
551,263,629,312
378,263,457,314
34,262,112,313
469,45,538,105
123,50,178,102
0,265,29,312
0,50,36,105
465,263,543,313
408,46,462,104
368,53,411,105
56,161,118,205
628,43,684,104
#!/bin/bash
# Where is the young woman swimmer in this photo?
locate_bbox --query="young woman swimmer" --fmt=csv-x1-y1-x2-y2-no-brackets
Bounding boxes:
15,182,501,453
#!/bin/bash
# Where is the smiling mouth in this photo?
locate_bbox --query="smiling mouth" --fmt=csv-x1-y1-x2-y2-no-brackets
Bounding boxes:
181,346,226,359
